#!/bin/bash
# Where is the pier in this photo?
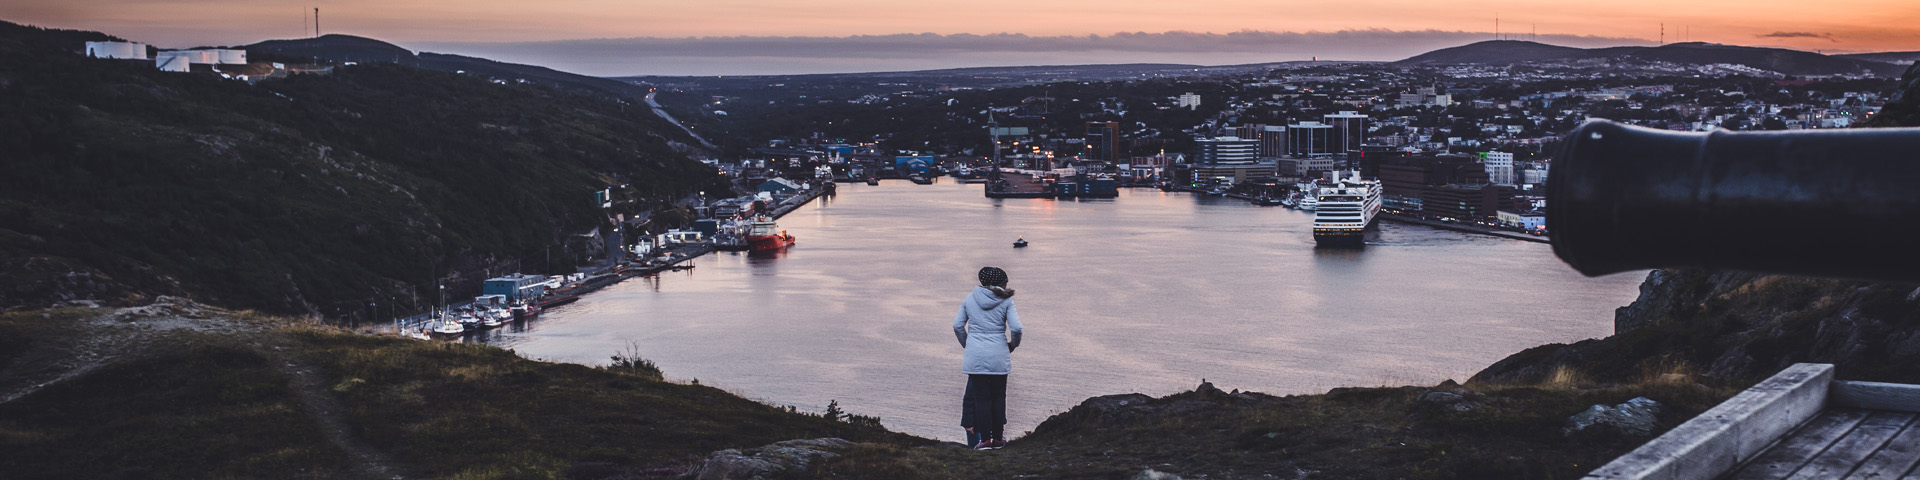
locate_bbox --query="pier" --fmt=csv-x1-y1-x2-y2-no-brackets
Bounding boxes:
1377,213,1548,244
984,170,1053,198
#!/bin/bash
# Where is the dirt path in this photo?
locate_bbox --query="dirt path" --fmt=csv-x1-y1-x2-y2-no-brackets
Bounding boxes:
1,304,406,479
266,346,406,480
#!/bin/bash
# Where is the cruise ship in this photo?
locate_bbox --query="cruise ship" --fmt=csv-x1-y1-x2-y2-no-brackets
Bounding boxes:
1311,170,1382,247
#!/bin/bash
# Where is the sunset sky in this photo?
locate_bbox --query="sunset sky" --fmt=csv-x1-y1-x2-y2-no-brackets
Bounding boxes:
5,0,1917,75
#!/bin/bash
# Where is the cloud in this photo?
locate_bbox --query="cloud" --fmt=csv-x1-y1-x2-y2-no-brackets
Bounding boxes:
1755,31,1837,42
414,29,1651,76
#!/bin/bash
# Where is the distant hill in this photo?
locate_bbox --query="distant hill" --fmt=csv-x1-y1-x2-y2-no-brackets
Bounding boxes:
1397,40,1905,76
1397,40,1587,65
0,21,720,315
1838,51,1920,64
247,34,653,100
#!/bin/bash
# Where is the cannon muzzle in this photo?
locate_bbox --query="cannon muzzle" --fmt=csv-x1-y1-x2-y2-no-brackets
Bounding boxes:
1549,119,1920,282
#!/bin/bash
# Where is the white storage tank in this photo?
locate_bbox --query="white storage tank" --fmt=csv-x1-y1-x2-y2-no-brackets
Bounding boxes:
213,49,246,64
84,41,146,59
155,52,191,72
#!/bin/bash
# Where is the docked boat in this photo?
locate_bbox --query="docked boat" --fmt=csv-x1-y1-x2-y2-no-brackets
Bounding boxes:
1311,170,1382,247
908,174,933,185
745,215,796,251
1252,196,1284,206
509,302,540,319
433,319,466,335
866,177,879,186
1297,191,1319,211
1013,237,1028,248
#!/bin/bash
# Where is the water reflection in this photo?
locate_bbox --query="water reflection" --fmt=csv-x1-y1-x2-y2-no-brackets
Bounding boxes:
477,183,1648,441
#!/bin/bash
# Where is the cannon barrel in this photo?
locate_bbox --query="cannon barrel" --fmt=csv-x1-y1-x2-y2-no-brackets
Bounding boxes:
1548,119,1920,282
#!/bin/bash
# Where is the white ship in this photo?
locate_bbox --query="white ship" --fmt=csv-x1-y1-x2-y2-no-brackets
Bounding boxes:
1311,170,1382,247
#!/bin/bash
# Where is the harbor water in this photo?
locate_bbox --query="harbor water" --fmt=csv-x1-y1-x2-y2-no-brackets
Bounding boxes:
474,181,1649,442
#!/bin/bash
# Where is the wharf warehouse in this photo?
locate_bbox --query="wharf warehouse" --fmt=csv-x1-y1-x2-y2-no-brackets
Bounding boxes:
482,274,549,303
84,41,148,60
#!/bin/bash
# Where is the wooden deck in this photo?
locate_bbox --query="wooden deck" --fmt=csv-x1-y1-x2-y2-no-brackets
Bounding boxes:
1726,409,1920,479
1585,364,1920,480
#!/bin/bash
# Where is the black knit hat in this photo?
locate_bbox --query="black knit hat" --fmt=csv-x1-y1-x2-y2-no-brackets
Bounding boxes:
978,266,1008,287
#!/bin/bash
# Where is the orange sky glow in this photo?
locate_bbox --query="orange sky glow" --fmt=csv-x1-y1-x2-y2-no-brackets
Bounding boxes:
6,0,1916,49
5,0,1917,74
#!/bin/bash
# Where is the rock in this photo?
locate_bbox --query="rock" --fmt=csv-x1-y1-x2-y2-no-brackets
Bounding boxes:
1132,468,1184,480
1415,390,1481,413
684,438,853,480
1564,397,1663,438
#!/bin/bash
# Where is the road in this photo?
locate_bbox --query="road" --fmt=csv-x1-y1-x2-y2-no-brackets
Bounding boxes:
645,91,717,149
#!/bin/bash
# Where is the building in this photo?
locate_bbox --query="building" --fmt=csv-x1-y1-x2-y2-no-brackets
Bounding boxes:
1521,168,1548,185
84,41,148,60
1085,121,1120,163
1483,151,1515,185
1286,121,1332,156
1196,136,1258,165
1177,92,1202,110
757,177,804,196
1277,157,1340,177
1496,210,1547,231
1323,111,1369,155
1192,162,1278,186
483,274,549,303
1233,124,1288,159
1397,86,1454,107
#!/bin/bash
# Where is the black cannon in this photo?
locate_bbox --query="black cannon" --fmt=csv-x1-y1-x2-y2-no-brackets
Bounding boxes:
1548,119,1920,282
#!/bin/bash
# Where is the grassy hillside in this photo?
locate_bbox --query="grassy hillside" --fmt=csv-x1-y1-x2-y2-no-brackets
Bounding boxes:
0,20,724,316
0,307,921,479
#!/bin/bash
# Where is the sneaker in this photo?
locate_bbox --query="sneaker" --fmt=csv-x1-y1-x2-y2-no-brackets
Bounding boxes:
984,439,1006,450
973,440,993,450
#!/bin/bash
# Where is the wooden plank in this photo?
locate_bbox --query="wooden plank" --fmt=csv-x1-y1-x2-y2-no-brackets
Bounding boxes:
1727,409,1869,480
1847,413,1920,479
1585,363,1835,480
1833,382,1920,413
1785,412,1912,479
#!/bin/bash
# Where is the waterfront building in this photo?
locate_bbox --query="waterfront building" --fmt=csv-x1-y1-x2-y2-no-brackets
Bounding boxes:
1278,157,1341,177
1323,111,1369,155
483,274,549,303
1497,210,1547,231
1086,121,1120,163
1192,162,1279,186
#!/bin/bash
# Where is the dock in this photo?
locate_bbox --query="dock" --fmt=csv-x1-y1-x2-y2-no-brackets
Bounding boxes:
985,171,1053,198
1586,363,1920,479
1377,213,1549,244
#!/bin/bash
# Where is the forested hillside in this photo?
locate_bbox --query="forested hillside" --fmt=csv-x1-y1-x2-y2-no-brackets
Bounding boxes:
0,21,724,316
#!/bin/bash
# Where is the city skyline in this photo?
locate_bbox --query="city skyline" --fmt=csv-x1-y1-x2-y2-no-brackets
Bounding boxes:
6,0,1917,75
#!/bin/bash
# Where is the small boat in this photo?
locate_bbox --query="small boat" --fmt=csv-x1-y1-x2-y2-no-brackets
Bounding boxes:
509,302,540,319
866,177,879,186
908,174,933,185
1013,237,1028,248
1252,196,1284,206
433,320,465,335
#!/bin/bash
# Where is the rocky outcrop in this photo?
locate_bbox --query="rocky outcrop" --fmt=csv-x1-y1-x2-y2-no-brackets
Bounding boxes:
1564,397,1662,438
1027,380,1280,439
683,438,853,480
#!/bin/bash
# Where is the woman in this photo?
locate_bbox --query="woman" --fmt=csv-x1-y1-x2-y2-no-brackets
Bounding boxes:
952,266,1023,450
